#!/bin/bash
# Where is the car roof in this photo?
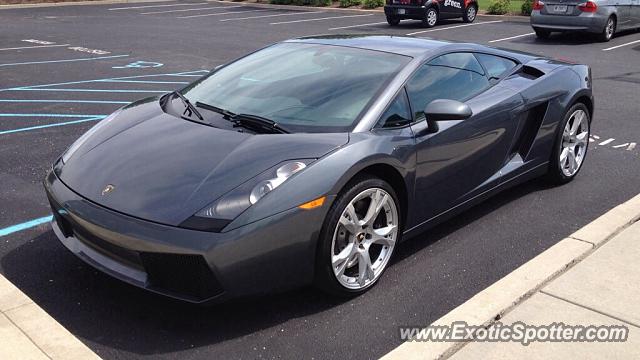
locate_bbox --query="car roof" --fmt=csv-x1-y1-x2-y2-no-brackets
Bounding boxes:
285,35,539,62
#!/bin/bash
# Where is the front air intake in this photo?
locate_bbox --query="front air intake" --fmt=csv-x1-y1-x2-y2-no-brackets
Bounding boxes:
140,252,223,301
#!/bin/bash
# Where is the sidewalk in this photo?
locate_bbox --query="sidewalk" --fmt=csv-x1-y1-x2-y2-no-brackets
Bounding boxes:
384,193,640,359
0,275,100,360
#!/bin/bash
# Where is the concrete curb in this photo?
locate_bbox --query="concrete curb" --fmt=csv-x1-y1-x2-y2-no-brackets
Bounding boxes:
382,192,640,360
0,275,100,360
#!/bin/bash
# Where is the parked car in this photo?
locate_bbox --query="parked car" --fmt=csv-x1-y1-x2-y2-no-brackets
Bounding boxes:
45,35,593,303
531,0,640,41
384,0,479,27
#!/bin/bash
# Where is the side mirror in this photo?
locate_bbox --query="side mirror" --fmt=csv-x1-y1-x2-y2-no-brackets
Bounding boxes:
425,99,473,121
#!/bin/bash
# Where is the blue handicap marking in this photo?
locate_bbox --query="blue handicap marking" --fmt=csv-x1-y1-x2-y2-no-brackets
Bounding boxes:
113,61,163,69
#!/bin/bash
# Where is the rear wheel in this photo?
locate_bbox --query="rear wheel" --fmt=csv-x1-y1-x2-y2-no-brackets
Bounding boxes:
534,28,551,39
315,176,401,296
387,15,401,26
546,103,590,184
463,4,477,23
598,16,616,42
422,7,438,28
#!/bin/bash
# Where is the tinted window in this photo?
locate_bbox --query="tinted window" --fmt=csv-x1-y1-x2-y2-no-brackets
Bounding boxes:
377,89,412,128
475,53,518,80
182,43,411,133
406,55,490,122
428,52,485,75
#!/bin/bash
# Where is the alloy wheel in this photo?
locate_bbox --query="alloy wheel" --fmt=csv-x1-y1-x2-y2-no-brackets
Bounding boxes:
467,6,476,21
331,188,399,290
427,9,438,26
605,18,615,40
560,109,589,177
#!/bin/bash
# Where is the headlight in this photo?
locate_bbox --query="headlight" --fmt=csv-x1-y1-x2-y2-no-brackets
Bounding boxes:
180,160,312,232
249,161,306,204
61,111,120,163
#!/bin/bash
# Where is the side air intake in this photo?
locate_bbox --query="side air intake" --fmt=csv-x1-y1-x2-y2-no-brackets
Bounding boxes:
511,101,549,160
520,65,545,80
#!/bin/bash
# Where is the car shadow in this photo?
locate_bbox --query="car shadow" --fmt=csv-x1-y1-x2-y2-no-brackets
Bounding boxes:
0,177,553,356
520,28,640,46
392,177,555,263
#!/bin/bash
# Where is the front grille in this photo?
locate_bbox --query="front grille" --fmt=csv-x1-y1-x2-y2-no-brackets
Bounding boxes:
140,252,223,301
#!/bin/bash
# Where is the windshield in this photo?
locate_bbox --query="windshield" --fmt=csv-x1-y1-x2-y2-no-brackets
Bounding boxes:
181,42,411,133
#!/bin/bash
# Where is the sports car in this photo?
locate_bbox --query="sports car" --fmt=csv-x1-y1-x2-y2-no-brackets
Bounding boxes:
44,35,593,303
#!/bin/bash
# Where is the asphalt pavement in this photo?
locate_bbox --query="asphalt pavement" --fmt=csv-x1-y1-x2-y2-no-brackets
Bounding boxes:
0,1,639,359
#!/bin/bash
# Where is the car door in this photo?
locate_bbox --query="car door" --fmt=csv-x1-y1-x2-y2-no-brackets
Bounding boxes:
439,0,464,17
633,0,640,26
407,52,524,223
612,0,633,29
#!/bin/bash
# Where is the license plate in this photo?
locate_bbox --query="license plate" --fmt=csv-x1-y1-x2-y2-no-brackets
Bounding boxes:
397,9,406,14
553,5,568,12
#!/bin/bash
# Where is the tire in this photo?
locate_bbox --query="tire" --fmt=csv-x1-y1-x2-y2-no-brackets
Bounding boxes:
422,7,438,28
387,15,401,26
462,4,477,23
546,103,591,184
598,16,616,42
534,28,551,39
314,176,402,296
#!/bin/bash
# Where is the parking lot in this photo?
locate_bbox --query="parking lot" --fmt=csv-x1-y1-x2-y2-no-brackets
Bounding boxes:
0,1,639,359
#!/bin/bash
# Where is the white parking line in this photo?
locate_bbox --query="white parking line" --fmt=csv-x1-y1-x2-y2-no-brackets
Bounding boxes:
488,32,535,43
598,138,615,146
0,44,70,52
270,14,373,25
407,20,503,36
141,6,242,15
220,11,324,22
602,39,640,51
179,9,271,18
109,2,208,10
328,21,388,30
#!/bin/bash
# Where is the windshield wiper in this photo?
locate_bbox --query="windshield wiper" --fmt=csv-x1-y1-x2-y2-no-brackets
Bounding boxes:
196,102,289,134
171,91,204,121
195,101,235,118
231,113,290,134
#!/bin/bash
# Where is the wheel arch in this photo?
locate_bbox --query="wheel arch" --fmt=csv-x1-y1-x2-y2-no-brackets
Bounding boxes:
567,89,594,124
349,164,409,229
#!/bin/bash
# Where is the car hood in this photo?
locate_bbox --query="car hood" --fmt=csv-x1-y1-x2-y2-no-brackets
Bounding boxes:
58,99,349,226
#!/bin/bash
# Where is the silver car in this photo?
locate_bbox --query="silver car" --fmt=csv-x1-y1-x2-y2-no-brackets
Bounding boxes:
531,0,640,41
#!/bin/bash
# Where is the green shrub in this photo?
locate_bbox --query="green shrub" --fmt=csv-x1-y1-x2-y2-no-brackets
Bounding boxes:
340,0,361,6
521,0,532,14
487,0,511,14
362,0,384,8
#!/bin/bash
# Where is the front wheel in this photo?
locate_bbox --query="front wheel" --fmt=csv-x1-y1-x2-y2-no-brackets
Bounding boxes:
463,4,477,23
546,103,590,184
315,177,401,296
422,7,438,28
387,15,401,26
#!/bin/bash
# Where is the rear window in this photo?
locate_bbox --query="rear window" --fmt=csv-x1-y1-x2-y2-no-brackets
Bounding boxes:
475,53,518,80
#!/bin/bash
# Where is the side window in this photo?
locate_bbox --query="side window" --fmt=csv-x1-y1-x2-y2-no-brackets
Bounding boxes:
377,89,412,128
475,53,518,80
428,52,485,75
406,53,489,122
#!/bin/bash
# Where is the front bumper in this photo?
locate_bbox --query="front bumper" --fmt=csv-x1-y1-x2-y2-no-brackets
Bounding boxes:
44,170,331,304
384,5,426,19
530,11,607,33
